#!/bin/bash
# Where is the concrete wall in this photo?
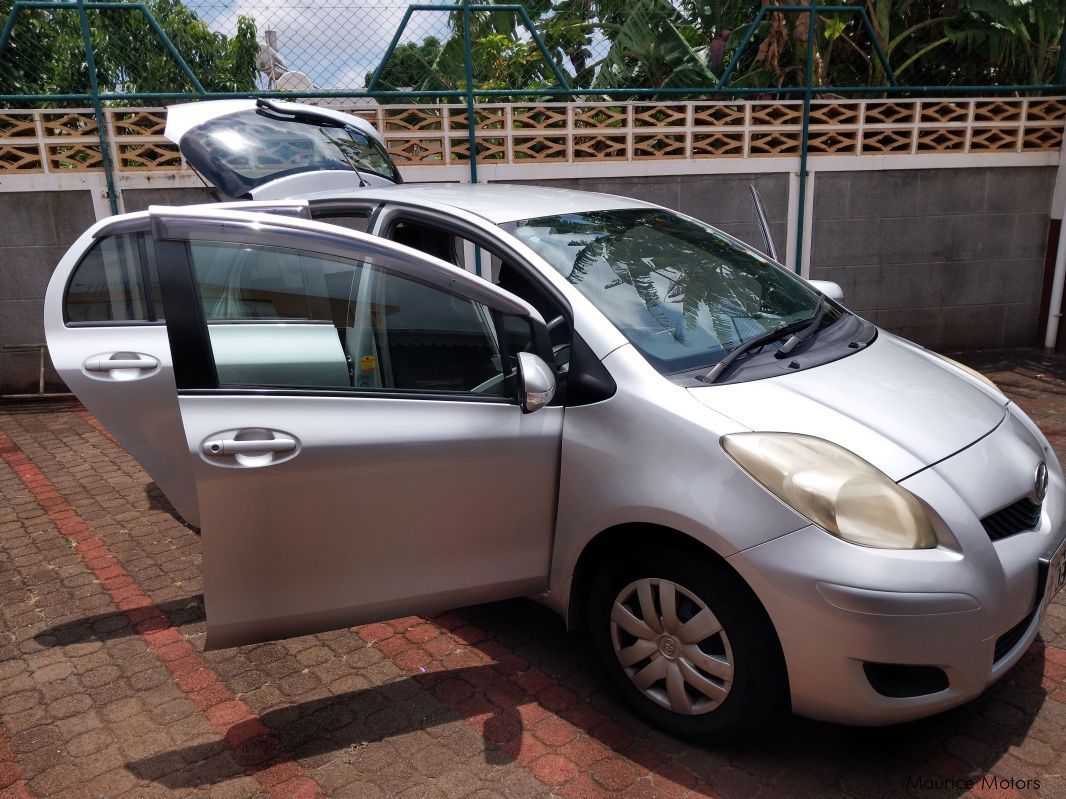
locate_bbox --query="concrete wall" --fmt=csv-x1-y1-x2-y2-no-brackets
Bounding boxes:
0,191,95,395
121,187,216,212
809,166,1054,350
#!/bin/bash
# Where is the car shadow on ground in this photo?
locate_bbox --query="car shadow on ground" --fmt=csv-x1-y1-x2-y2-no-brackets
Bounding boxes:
144,482,200,533
37,596,1053,798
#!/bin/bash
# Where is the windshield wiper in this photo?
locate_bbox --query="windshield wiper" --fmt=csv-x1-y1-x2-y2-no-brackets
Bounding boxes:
775,296,828,358
699,298,827,384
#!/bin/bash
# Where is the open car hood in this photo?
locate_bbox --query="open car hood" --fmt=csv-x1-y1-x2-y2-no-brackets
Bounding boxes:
165,99,400,200
688,333,1009,481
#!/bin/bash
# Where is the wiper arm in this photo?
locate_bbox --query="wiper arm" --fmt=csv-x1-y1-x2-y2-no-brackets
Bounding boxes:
699,298,828,384
775,296,828,358
319,129,367,187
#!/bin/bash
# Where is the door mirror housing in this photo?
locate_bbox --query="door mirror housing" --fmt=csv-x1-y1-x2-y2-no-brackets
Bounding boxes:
808,280,844,301
517,352,556,413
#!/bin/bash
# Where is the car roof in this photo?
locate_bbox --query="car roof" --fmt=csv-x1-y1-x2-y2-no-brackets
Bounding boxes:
303,183,660,224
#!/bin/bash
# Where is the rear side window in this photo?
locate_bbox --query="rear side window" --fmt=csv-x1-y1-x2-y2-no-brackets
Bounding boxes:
65,233,163,324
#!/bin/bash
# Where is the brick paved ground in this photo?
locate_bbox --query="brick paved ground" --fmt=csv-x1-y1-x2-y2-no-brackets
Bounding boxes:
2,349,1066,799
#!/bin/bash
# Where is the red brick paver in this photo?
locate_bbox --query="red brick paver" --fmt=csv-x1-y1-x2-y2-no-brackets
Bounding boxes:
0,722,34,799
0,348,1065,799
0,429,324,799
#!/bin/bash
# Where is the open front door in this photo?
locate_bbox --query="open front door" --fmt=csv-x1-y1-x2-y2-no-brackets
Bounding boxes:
151,207,563,649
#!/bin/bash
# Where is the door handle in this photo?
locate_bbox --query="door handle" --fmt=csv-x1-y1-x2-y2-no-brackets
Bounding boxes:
84,355,158,372
203,437,297,456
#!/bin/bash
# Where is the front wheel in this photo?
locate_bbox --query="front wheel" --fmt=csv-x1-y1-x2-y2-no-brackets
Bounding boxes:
587,550,786,743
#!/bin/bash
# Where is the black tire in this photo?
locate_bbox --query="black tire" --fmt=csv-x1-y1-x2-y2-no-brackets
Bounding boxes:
587,548,787,743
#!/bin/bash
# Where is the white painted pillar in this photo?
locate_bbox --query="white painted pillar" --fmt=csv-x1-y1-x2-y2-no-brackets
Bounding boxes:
800,170,815,279
1043,153,1066,349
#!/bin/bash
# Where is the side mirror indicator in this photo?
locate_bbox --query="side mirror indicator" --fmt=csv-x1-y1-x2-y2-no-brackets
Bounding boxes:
516,352,556,413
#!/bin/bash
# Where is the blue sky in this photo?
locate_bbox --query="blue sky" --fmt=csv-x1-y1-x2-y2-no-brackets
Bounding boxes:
187,0,455,89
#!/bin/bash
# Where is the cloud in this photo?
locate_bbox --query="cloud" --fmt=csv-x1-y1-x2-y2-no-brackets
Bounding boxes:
188,0,454,88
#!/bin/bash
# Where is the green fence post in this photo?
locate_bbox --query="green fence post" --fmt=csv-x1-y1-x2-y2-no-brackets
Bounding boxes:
366,5,416,92
462,0,478,185
855,6,898,86
130,2,206,93
0,1,26,58
514,4,571,91
792,5,816,274
77,0,119,214
716,6,766,88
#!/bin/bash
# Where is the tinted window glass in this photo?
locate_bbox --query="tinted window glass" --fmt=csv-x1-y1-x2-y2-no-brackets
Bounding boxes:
506,209,822,374
187,241,505,395
180,108,401,198
65,233,160,324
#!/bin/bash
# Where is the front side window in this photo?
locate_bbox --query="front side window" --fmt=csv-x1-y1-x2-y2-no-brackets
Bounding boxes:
186,241,505,395
65,233,162,324
505,209,823,374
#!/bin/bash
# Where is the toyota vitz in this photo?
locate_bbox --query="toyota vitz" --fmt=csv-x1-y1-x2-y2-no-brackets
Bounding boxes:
44,99,1066,741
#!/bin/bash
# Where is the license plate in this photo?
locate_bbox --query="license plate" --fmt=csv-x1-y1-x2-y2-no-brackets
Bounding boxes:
1045,537,1066,603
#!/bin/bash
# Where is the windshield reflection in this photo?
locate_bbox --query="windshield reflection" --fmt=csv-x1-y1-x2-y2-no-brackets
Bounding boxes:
508,209,822,373
182,109,400,197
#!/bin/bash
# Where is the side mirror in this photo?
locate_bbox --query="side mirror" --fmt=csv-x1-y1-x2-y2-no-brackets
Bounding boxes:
808,280,844,301
517,351,556,413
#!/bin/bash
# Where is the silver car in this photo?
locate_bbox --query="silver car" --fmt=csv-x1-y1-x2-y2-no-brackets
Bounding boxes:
44,99,1066,742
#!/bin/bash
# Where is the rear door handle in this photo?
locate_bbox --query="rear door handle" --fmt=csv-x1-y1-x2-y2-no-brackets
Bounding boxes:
84,355,158,372
203,437,297,456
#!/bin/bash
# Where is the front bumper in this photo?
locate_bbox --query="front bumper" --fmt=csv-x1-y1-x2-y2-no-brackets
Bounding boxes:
727,406,1066,726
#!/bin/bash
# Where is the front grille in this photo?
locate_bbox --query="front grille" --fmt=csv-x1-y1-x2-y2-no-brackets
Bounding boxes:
993,605,1038,663
981,497,1041,541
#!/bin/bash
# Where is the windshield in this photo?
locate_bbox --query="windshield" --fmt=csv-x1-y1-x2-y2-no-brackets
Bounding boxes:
506,209,824,374
179,108,401,197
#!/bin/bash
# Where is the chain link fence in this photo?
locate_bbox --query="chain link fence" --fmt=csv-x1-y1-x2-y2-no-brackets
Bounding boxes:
0,0,616,102
3,0,1062,106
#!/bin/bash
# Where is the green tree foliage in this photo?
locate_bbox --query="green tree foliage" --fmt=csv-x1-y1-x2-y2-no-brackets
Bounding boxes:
356,0,1066,99
593,0,720,91
364,37,443,90
0,0,258,96
947,0,1064,84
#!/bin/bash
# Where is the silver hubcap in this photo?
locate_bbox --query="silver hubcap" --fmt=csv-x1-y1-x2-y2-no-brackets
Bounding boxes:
610,578,734,716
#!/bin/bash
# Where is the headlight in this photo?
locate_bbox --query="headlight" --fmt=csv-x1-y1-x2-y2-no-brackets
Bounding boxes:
722,432,937,549
936,354,1002,395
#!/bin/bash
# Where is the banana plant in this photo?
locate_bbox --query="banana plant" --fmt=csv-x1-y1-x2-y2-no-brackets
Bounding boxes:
946,0,1064,85
593,0,719,91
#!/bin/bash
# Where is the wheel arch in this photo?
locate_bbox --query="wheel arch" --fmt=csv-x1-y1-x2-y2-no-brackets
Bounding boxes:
566,523,774,638
569,521,792,737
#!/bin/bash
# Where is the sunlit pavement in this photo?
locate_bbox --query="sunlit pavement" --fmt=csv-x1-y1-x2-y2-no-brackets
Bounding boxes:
1,349,1065,799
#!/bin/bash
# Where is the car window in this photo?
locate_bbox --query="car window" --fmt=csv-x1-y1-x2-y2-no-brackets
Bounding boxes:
186,240,506,396
385,218,570,373
506,209,822,375
179,108,401,198
65,233,163,324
